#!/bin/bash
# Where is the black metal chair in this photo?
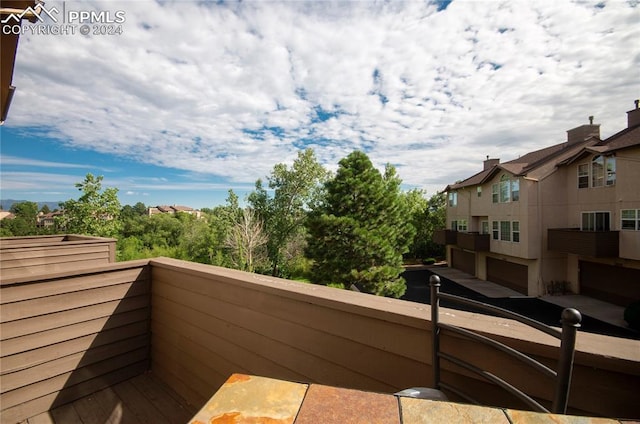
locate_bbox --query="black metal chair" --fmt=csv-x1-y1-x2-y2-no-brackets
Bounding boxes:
397,274,581,414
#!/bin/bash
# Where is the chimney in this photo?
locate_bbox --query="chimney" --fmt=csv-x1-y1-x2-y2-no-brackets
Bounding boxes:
566,117,600,145
627,99,640,129
483,156,500,170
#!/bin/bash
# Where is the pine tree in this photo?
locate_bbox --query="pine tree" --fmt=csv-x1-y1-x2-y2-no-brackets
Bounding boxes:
306,151,415,298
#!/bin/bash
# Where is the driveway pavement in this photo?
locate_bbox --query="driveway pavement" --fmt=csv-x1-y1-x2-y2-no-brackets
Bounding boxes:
401,266,639,340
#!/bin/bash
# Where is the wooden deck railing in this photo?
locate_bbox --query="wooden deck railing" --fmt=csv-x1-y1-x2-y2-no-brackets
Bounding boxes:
0,235,116,279
0,260,150,423
1,250,639,422
148,257,640,419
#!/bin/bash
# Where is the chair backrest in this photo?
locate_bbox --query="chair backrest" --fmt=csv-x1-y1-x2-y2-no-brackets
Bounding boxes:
429,274,581,414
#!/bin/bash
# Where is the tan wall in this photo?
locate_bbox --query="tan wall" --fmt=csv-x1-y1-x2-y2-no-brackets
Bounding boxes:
0,261,151,423
0,235,116,279
620,231,640,260
149,257,640,419
149,257,430,408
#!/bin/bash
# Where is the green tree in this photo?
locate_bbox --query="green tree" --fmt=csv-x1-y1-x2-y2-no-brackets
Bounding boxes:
40,204,51,215
424,192,446,258
306,151,415,298
58,174,121,237
402,189,446,260
205,190,243,267
0,201,40,236
248,149,327,277
10,201,39,225
120,202,147,221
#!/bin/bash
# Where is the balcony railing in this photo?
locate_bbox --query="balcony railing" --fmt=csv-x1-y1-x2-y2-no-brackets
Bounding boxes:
1,236,639,422
456,231,490,251
433,229,457,245
548,228,619,257
433,230,489,251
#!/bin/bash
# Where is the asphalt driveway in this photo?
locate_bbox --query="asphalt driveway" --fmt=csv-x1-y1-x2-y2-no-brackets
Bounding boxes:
401,268,639,340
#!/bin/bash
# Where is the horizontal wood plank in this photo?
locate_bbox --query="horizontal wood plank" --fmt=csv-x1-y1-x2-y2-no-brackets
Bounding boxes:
1,296,149,341
1,281,149,322
1,309,149,358
0,361,148,424
2,335,149,393
1,244,108,262
1,267,148,304
2,348,149,410
1,321,149,374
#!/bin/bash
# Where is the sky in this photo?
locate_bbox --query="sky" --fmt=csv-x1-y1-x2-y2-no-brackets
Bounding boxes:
1,0,639,209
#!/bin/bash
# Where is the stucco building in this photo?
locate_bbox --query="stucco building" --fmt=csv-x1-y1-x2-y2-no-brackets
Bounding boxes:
436,101,640,307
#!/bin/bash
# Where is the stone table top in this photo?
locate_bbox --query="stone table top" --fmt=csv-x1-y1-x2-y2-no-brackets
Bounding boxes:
189,374,630,424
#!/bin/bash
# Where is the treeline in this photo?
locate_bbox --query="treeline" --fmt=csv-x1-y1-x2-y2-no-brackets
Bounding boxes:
0,149,445,297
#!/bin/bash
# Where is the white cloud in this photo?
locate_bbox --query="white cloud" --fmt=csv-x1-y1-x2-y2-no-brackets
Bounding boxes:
7,0,640,196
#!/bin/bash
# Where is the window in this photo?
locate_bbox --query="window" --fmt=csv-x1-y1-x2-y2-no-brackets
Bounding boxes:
578,164,589,189
500,221,511,241
492,184,499,203
451,220,458,231
622,209,640,230
457,219,468,232
581,212,610,231
492,221,499,240
512,221,520,242
606,157,616,186
592,156,604,187
580,156,615,188
448,191,457,207
499,175,510,203
481,221,489,235
493,175,519,203
511,179,520,202
477,186,482,197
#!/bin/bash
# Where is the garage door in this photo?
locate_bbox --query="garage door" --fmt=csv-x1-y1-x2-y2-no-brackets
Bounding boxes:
580,261,640,307
486,257,528,295
451,248,475,275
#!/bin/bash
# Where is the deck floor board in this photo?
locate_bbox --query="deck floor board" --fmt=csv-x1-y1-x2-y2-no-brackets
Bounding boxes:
25,372,197,424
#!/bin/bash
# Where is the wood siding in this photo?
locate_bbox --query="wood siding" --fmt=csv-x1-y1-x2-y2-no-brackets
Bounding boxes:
0,235,116,279
1,252,638,421
149,257,430,409
548,229,619,258
148,257,640,419
0,261,151,423
457,232,490,251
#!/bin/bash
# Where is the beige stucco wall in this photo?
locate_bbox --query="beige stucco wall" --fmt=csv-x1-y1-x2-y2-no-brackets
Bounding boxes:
444,145,640,297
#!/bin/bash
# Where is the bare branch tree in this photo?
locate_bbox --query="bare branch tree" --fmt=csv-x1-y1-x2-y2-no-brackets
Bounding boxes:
224,207,268,272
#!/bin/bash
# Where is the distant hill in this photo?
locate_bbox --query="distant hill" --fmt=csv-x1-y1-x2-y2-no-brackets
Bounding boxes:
0,199,63,212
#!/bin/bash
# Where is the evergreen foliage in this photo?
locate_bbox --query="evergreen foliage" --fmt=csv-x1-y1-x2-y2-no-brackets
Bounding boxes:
306,151,415,298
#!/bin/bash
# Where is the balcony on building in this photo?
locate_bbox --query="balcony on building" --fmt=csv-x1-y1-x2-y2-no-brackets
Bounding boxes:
433,229,457,245
456,231,490,251
1,235,638,422
548,228,619,257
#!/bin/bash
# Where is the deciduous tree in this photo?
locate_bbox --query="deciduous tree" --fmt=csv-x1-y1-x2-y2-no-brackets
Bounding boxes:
58,174,121,237
225,207,268,272
248,149,327,277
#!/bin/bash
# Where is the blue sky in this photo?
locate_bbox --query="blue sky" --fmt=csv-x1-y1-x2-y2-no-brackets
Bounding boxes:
1,0,638,209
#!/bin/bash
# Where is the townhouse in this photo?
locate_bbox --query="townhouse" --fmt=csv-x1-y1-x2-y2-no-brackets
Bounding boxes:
436,101,640,307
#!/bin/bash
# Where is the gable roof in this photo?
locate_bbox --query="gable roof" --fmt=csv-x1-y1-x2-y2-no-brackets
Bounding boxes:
559,125,640,166
447,137,599,191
